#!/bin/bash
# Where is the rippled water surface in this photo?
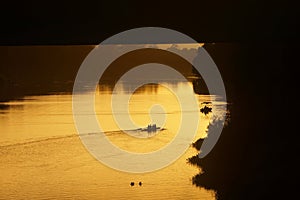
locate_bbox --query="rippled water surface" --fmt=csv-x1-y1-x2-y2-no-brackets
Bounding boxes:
0,82,226,199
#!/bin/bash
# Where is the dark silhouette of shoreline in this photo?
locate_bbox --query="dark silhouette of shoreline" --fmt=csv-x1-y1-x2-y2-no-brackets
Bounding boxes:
187,43,297,199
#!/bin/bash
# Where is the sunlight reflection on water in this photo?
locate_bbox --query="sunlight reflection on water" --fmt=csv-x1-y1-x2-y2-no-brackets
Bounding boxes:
0,82,226,199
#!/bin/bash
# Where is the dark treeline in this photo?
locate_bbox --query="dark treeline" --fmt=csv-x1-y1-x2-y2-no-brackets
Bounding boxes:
0,45,209,101
188,43,297,199
0,46,93,101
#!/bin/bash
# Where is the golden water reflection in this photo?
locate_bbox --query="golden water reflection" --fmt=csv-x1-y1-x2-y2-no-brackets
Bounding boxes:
0,82,225,199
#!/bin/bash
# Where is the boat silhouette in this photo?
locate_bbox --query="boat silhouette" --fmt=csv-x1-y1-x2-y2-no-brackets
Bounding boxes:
136,124,165,133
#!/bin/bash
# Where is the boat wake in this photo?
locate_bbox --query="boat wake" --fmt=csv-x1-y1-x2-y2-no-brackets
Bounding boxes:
0,127,167,149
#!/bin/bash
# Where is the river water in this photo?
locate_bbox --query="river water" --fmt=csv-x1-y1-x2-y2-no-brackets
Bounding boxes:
0,82,226,199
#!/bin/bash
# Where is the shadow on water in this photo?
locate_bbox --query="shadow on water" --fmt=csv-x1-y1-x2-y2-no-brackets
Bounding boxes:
0,103,24,114
0,75,17,102
0,104,10,110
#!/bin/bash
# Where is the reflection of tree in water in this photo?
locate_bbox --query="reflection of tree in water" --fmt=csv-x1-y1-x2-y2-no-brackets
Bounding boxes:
130,83,159,94
0,75,15,102
0,104,10,110
0,76,4,99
